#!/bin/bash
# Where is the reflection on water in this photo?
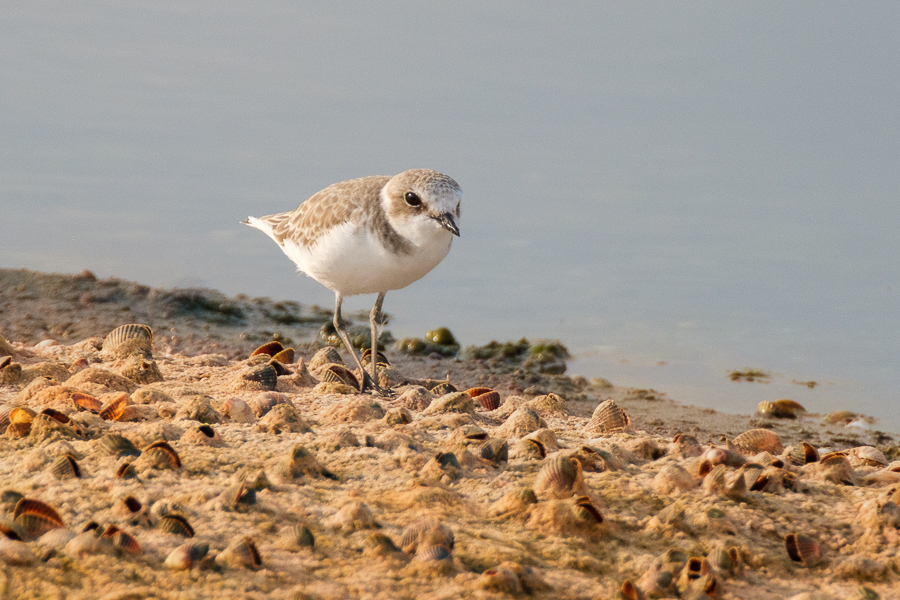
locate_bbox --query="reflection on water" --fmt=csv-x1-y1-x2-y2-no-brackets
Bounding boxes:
1,3,898,431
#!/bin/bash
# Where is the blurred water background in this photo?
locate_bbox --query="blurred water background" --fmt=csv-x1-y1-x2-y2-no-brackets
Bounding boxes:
2,3,898,430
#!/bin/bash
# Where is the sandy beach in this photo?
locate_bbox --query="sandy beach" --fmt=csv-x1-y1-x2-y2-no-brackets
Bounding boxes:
1,268,898,600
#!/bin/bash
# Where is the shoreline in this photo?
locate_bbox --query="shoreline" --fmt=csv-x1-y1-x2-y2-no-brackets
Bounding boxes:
2,267,900,599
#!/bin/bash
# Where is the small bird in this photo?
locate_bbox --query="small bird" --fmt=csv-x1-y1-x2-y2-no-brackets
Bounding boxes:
242,169,461,394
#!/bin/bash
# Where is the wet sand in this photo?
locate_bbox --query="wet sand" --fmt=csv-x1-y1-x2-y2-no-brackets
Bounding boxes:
1,268,899,600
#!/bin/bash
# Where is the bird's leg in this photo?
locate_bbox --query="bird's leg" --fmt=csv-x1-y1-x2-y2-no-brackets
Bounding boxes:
332,292,388,396
369,292,387,383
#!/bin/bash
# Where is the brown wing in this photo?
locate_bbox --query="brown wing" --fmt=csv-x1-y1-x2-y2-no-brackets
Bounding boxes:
266,176,391,248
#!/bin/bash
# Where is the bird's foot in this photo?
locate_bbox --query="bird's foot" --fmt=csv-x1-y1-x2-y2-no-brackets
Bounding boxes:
358,370,395,398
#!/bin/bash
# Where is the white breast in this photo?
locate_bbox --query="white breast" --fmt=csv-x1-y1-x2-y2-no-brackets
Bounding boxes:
281,220,453,296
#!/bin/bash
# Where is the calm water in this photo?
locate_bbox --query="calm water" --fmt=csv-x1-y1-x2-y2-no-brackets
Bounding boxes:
2,4,898,430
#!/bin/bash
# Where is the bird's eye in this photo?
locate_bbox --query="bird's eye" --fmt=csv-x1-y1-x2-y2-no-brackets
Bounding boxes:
405,192,422,207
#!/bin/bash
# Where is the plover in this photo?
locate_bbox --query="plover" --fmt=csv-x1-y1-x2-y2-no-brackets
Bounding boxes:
242,169,461,394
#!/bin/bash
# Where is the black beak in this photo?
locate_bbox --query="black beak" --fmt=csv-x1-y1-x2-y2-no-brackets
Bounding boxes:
435,212,460,236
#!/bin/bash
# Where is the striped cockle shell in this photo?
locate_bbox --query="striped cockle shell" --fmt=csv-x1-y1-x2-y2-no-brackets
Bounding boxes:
784,533,824,568
850,446,888,467
318,364,359,389
110,530,141,555
782,442,819,466
413,544,452,563
701,446,747,468
571,496,604,525
450,424,488,443
0,520,25,541
165,542,209,570
99,433,141,458
218,535,262,570
400,519,454,554
466,387,501,411
71,392,103,413
157,514,194,537
35,527,76,551
706,546,741,579
271,347,295,364
115,461,137,479
241,364,279,391
729,429,784,456
360,348,389,367
14,498,64,540
49,455,81,479
268,359,291,377
277,525,315,551
479,439,509,465
512,438,546,460
817,452,855,485
250,340,284,358
102,324,153,359
0,404,13,429
114,496,150,525
308,346,343,370
534,454,588,500
430,382,458,396
99,393,129,421
585,399,632,435
757,399,806,419
140,440,181,469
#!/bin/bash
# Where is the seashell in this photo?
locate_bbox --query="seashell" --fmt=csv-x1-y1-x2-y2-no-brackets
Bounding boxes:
218,535,262,570
13,498,64,539
319,364,359,389
183,424,227,447
464,387,501,410
68,358,89,373
278,524,315,550
5,422,32,438
102,324,153,359
479,439,509,465
0,520,25,541
572,496,604,524
99,393,129,421
669,433,703,458
114,495,150,524
499,406,546,437
785,533,824,567
818,452,855,485
111,530,141,555
674,557,711,596
99,433,142,458
268,359,291,376
413,544,452,562
430,382,458,396
308,346,344,370
221,397,256,423
534,454,587,499
757,399,806,419
364,532,399,557
49,455,81,479
0,490,24,512
636,564,675,598
0,361,23,385
0,356,10,369
783,442,819,466
400,519,455,554
618,580,648,600
585,399,632,435
142,440,181,469
360,348,390,367
165,542,209,570
71,392,103,413
217,479,255,511
271,347,295,365
729,429,784,455
701,446,747,468
383,407,413,425
241,364,279,390
0,404,12,429
566,446,607,472
451,424,488,443
512,438,547,460
157,514,195,537
65,530,113,558
251,340,284,358
39,408,71,424
116,461,137,479
35,527,76,550
0,537,37,566
850,446,888,467
653,463,695,494
706,546,741,578
9,406,36,425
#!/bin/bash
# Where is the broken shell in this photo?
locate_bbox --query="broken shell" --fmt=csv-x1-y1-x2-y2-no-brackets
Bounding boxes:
99,433,142,458
278,525,315,550
99,393,129,421
102,324,153,359
141,440,181,469
251,340,284,358
157,514,195,537
49,455,81,479
13,498,64,539
165,542,209,570
534,454,587,499
218,535,262,570
9,406,36,425
618,580,648,600
730,429,784,455
5,422,32,439
785,533,824,567
585,399,632,435
71,392,103,413
669,433,704,458
479,439,509,465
